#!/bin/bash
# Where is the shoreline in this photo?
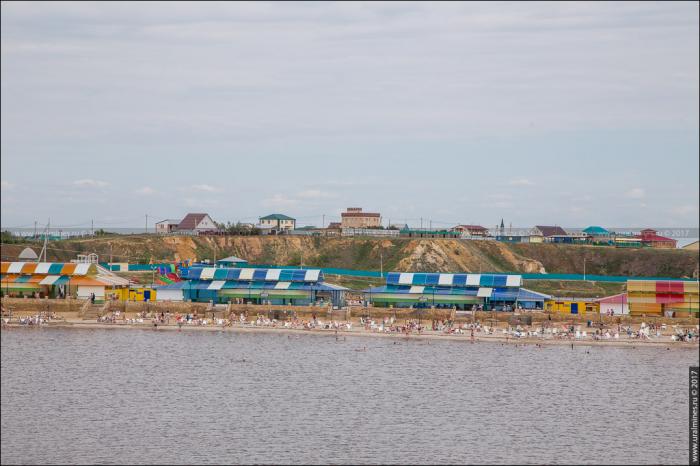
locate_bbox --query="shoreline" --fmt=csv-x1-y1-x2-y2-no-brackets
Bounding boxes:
2,320,698,349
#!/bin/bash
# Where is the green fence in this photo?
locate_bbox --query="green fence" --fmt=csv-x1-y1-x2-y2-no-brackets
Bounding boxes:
104,262,697,282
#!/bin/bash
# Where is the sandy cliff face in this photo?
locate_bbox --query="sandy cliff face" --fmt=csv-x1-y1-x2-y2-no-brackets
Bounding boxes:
1,235,697,277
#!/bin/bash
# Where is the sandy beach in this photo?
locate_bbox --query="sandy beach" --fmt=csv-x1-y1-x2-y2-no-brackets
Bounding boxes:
3,318,698,349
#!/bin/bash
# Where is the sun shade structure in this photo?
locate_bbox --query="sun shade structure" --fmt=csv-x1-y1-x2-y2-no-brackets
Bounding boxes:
173,266,346,306
364,272,547,310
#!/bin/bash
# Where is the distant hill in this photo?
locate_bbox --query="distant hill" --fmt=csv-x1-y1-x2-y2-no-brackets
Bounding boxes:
1,235,697,278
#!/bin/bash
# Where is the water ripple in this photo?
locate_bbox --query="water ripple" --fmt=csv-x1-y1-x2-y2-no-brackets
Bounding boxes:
1,328,697,464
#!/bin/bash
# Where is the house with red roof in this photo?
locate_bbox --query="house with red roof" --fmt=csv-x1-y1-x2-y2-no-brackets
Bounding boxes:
637,229,676,249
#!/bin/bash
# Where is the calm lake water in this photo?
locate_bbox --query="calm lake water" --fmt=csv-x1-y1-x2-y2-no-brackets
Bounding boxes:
1,327,697,465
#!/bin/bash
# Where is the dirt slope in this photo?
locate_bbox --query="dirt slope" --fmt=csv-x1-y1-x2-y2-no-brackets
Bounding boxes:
2,235,697,278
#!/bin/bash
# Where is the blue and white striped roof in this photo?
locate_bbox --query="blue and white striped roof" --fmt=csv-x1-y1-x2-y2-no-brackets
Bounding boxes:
385,272,521,288
364,285,547,302
159,281,343,291
182,267,324,283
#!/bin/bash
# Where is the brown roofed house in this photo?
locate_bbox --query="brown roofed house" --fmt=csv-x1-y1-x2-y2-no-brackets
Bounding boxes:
177,213,217,233
533,225,568,237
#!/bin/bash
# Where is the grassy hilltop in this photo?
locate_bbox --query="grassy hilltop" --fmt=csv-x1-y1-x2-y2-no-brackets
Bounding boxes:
1,234,697,279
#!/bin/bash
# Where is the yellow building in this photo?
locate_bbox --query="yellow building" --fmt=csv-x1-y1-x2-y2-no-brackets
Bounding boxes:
627,280,699,317
105,287,157,302
545,299,597,315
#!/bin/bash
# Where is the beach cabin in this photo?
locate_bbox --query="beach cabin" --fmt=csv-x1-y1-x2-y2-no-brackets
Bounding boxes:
627,280,698,317
363,273,544,311
153,284,184,301
0,261,129,303
169,266,347,306
596,293,629,315
545,298,598,315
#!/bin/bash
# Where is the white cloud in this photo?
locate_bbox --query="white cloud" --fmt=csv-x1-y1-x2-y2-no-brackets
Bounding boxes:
0,180,13,190
73,178,108,188
624,188,646,199
0,2,697,226
488,200,514,209
261,194,299,209
190,184,220,192
183,197,220,208
136,186,156,195
671,204,697,216
508,178,535,187
487,193,514,200
297,189,336,199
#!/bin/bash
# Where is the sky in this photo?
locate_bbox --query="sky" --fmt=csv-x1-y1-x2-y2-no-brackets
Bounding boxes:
1,1,698,231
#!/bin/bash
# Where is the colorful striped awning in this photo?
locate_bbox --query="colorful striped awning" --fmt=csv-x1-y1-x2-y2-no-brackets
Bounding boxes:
2,274,111,287
385,272,522,288
0,262,95,276
182,267,324,283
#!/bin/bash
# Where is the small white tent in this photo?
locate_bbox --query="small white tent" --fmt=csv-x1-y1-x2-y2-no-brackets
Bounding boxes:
18,247,38,261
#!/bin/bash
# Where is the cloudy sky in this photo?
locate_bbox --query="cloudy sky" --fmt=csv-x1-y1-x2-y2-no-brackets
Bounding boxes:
1,1,698,230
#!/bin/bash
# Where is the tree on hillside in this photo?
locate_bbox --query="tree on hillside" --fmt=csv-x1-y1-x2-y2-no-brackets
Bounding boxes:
215,221,260,236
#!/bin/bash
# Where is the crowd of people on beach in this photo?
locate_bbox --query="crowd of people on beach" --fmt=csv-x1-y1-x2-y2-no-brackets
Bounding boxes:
16,315,47,325
671,327,698,342
82,309,699,343
242,313,353,331
9,312,59,326
3,305,698,344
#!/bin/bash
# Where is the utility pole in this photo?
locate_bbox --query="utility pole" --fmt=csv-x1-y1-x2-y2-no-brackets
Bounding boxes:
91,219,94,236
322,214,325,229
40,218,50,262
109,242,113,264
420,217,423,229
34,221,37,239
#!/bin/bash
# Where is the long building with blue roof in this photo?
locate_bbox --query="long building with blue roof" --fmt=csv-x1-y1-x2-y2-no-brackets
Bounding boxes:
365,272,549,310
162,266,347,306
